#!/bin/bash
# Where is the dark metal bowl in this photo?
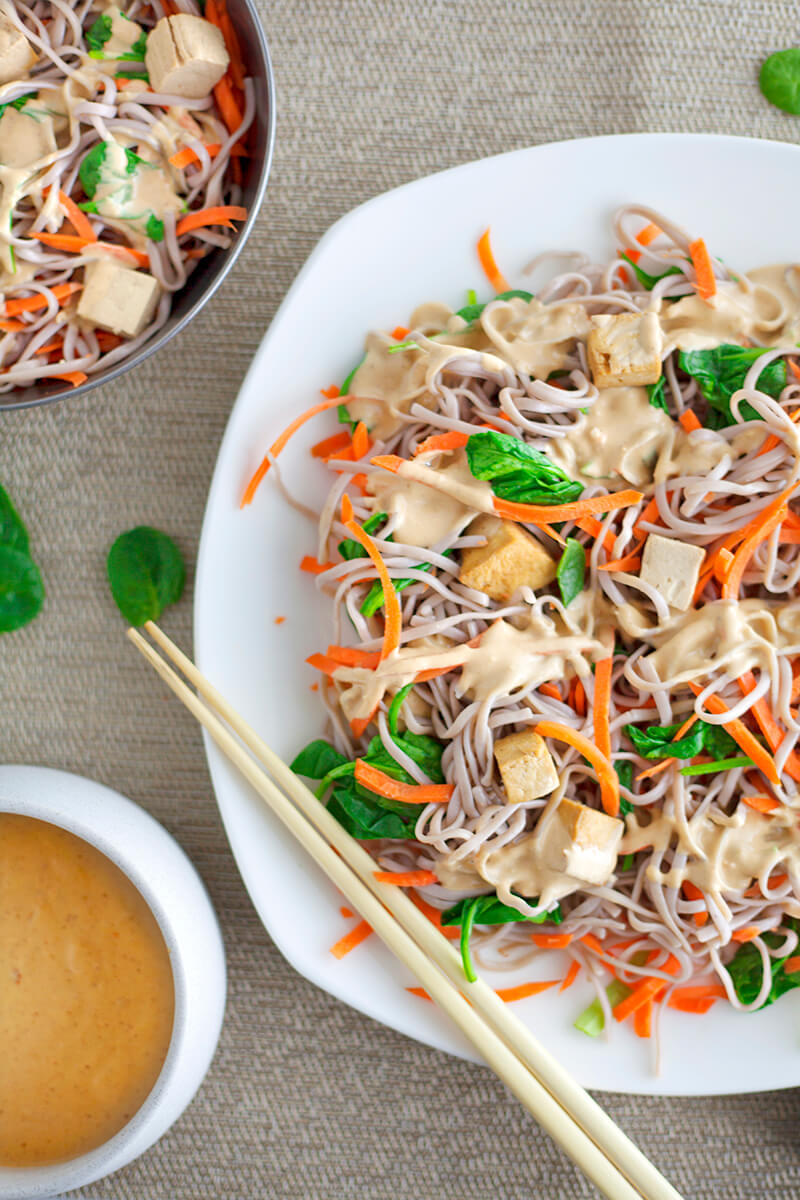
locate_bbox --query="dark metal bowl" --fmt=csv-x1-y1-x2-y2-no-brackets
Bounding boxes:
0,0,275,412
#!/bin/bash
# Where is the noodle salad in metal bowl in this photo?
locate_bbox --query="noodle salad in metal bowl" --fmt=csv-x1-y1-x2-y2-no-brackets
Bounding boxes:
244,205,800,1059
0,0,254,393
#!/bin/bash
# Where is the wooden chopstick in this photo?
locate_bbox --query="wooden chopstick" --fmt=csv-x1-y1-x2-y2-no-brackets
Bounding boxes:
129,623,684,1200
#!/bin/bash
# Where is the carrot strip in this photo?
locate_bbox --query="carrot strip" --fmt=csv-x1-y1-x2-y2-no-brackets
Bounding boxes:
673,713,700,741
633,495,661,538
306,653,347,676
392,325,410,340
212,74,243,134
476,227,510,293
176,205,247,236
538,682,562,702
593,656,613,761
300,555,337,574
33,339,64,356
492,489,644,527
320,384,340,399
406,986,432,1000
414,431,470,456
330,918,373,959
669,985,727,1005
5,282,80,316
736,670,800,783
636,222,662,247
350,710,377,738
325,645,381,668
598,552,642,573
53,370,87,387
311,430,351,458
340,906,354,918
29,233,150,265
354,759,453,803
742,794,779,813
408,891,460,939
613,955,680,1022
351,421,369,460
723,492,792,599
575,514,616,555
241,396,343,506
571,678,586,716
635,758,675,782
535,721,619,816
668,996,718,1014
688,683,780,785
0,319,24,332
169,143,222,169
731,926,762,943
341,493,401,660
689,237,716,301
531,932,573,949
678,408,702,432
373,870,438,886
560,960,581,991
58,189,96,241
633,1000,652,1038
783,956,800,975
623,246,641,264
681,879,708,926
495,980,559,1002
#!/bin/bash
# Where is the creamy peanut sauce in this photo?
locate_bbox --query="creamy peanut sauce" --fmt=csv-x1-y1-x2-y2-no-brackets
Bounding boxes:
0,815,174,1167
367,449,490,547
480,296,592,379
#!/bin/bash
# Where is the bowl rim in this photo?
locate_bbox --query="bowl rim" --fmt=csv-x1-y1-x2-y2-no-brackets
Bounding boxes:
0,0,276,414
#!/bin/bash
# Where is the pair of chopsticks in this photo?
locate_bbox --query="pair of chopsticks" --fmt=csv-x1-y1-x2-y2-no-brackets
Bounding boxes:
129,622,684,1200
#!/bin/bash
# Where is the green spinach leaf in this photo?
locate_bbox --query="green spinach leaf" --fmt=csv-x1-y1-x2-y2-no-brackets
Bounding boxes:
727,927,800,1008
86,12,112,54
0,545,44,633
327,776,422,839
760,48,800,114
647,377,669,412
556,537,586,607
106,526,185,625
0,483,30,555
454,289,534,326
290,739,348,780
620,251,683,291
338,512,386,560
146,214,165,242
0,93,34,122
387,683,415,736
679,345,787,426
441,893,563,927
465,429,583,505
626,720,740,761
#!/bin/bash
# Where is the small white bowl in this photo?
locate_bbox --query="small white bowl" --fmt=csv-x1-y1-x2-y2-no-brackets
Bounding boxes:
0,765,226,1198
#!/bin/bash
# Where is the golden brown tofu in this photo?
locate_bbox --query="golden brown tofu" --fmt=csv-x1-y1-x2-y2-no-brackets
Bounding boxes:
459,515,556,601
537,797,624,885
587,312,663,389
145,14,229,100
494,730,560,804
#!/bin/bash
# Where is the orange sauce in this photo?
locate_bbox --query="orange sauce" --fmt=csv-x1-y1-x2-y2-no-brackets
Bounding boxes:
0,814,175,1166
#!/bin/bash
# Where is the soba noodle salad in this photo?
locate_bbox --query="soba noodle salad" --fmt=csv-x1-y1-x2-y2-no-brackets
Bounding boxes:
247,206,800,1052
0,0,252,392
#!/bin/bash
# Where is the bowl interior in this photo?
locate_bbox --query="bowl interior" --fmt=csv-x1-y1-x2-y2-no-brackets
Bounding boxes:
0,0,275,412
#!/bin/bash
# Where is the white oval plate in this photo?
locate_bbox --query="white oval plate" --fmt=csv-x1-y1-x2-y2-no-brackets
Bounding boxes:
195,133,800,1095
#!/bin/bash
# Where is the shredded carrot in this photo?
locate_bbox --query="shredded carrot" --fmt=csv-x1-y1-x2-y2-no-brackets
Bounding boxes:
330,918,373,959
5,282,80,317
636,222,662,247
633,1000,652,1038
714,547,734,585
414,431,470,456
300,555,337,574
320,384,340,399
373,870,438,886
579,932,615,971
531,932,573,949
538,682,562,702
310,682,319,692
354,759,453,804
0,319,24,332
342,493,402,660
176,205,247,237
574,514,616,555
669,985,727,1005
392,325,410,340
495,980,559,1002
623,246,641,264
312,430,351,458
736,670,800,783
723,489,793,599
636,758,676,782
351,421,370,460
756,402,800,457
687,683,780,785
476,227,510,293
593,656,613,762
325,645,381,668
58,189,96,241
681,880,708,927
783,956,800,975
169,142,222,169
306,653,348,677
731,926,762,943
613,955,680,1022
33,339,64,357
274,616,286,626
633,495,662,539
742,793,779,813
492,489,644,528
560,960,581,991
241,396,343,506
29,232,151,266
216,0,246,90
350,710,377,738
408,891,460,939
673,713,699,741
406,986,432,1000
688,237,716,301
53,371,87,387
212,73,243,134
598,551,642,573
678,408,702,433
571,678,586,716
340,906,354,919
535,721,619,816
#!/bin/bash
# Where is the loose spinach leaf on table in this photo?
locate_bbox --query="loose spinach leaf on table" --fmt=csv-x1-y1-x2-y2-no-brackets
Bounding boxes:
106,526,185,625
727,926,800,1009
0,483,30,555
465,429,583,505
679,345,787,427
760,47,800,114
556,537,586,607
0,484,44,634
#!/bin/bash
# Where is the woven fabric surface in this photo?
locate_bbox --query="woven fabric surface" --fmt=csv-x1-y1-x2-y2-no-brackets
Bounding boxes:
4,0,800,1196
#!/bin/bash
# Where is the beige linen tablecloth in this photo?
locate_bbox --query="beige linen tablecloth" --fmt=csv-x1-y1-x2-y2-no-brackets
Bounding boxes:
4,1,800,1196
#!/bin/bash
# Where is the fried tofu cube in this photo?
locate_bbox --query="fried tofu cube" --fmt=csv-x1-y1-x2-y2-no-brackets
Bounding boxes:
587,312,663,388
77,259,160,338
145,14,230,100
0,106,56,168
0,18,35,84
639,532,705,612
537,797,624,886
459,515,556,601
494,730,560,804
